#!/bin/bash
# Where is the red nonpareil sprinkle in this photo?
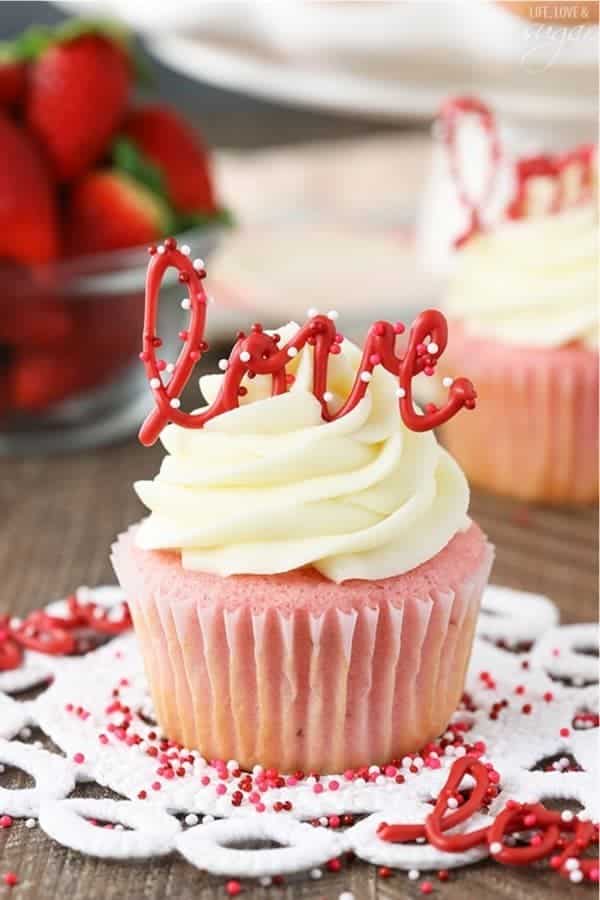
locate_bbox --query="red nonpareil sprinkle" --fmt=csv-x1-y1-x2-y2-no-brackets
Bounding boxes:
137,790,147,800
73,752,85,764
151,781,161,791
420,881,434,895
225,880,242,896
2,872,18,887
560,728,571,738
326,858,342,872
378,866,392,878
437,869,450,881
521,704,532,715
543,692,554,702
0,815,13,828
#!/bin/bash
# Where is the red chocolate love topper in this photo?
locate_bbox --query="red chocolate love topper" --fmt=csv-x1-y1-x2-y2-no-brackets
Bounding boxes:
138,238,477,446
0,618,23,672
440,95,596,247
378,755,599,882
439,96,501,248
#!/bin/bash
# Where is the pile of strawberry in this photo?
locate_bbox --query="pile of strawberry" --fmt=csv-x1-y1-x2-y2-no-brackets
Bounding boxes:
0,18,225,416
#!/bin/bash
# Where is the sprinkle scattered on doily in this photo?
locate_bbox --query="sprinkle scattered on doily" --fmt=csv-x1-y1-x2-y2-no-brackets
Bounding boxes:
0,584,597,892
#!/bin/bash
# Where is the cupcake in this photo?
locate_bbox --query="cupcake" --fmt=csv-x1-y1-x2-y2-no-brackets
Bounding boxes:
435,97,598,505
112,240,493,771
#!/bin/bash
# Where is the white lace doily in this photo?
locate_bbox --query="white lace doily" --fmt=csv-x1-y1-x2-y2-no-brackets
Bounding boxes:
1,584,597,886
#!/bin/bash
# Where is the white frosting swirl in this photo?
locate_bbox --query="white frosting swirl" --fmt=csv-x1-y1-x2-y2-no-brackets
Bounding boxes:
446,202,598,349
135,324,470,582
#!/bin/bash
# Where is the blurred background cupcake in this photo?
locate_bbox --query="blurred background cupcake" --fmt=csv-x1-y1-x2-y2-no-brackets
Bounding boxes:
430,97,597,505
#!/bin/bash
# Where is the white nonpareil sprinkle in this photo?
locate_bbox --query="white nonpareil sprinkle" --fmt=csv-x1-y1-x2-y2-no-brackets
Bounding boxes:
287,346,299,358
561,810,574,822
323,391,334,403
339,893,355,900
156,245,165,255
259,876,272,886
427,342,439,354
239,351,251,363
447,797,458,809
442,376,454,388
360,371,372,383
149,378,161,389
169,398,181,409
570,870,584,883
408,869,420,880
25,819,36,829
489,842,502,854
193,258,205,270
184,814,199,826
327,310,339,320
202,815,215,824
166,363,175,373
181,297,191,310
310,868,322,880
396,387,406,399
307,307,319,317
565,858,580,871
218,359,229,371
180,244,191,256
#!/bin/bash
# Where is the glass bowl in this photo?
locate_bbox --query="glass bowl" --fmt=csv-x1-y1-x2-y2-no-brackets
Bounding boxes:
0,227,221,455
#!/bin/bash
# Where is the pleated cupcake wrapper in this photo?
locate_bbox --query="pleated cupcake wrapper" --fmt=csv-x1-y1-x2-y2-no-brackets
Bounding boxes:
440,339,598,505
115,543,493,772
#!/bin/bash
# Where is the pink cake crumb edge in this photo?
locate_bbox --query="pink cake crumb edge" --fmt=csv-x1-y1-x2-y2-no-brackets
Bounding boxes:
112,521,490,615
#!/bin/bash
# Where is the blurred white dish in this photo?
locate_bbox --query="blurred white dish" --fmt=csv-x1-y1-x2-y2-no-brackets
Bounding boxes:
63,1,597,125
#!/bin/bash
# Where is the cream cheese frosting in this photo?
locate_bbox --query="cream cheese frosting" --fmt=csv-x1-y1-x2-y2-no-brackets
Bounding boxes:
134,323,470,582
446,202,598,349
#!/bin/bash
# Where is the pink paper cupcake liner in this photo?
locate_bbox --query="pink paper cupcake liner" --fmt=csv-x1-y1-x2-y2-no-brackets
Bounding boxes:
440,326,599,505
112,525,493,772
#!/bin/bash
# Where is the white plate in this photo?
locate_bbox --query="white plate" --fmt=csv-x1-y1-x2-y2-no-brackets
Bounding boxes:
60,2,597,126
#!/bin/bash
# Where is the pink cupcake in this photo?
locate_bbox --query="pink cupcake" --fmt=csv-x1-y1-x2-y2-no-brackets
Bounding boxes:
112,241,493,771
433,97,598,505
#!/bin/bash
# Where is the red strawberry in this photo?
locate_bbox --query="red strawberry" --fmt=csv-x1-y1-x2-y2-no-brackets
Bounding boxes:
0,52,26,107
0,113,59,264
27,33,131,181
10,342,89,411
0,296,71,347
65,171,171,255
123,105,217,214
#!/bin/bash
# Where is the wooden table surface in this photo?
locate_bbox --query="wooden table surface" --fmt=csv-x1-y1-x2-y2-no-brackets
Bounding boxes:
0,443,597,900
